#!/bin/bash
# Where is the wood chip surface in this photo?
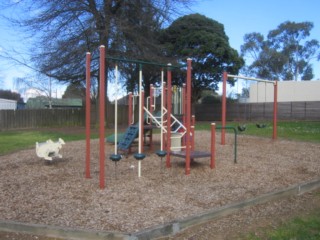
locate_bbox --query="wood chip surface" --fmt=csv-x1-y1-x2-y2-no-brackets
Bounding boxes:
0,132,319,233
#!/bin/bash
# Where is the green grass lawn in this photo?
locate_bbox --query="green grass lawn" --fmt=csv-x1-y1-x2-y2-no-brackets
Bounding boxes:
196,121,320,143
0,121,319,155
0,127,119,155
0,130,84,155
0,128,115,155
245,209,320,240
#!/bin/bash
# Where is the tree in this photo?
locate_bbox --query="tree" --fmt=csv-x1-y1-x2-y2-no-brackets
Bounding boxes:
15,75,56,108
241,21,320,80
62,82,86,100
0,89,24,103
63,83,85,99
1,0,194,101
160,14,244,102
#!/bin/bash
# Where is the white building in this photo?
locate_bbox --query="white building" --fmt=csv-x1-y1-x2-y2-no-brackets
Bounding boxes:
249,80,320,103
0,98,17,110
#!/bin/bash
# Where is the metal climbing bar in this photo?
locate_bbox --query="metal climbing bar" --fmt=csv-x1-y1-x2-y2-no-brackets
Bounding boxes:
170,113,186,134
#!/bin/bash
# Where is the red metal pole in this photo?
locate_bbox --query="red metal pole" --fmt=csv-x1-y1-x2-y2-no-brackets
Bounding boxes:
273,81,278,140
166,64,172,168
128,92,132,126
221,71,227,145
211,123,216,169
85,52,91,179
185,58,192,175
99,45,106,189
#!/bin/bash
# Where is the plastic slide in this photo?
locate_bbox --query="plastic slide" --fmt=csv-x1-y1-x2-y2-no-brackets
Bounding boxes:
106,125,139,151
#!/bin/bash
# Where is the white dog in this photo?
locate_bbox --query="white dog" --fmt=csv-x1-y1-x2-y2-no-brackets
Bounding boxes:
36,138,66,161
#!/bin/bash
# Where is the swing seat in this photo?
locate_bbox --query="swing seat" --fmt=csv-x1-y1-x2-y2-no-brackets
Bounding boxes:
237,125,247,132
134,153,146,161
256,123,267,128
110,154,122,162
156,150,167,158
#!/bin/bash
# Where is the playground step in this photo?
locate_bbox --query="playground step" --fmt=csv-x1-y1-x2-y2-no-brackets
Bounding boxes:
117,125,139,151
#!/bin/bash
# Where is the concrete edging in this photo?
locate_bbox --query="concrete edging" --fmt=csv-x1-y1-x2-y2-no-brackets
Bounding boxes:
0,220,132,240
1,178,320,240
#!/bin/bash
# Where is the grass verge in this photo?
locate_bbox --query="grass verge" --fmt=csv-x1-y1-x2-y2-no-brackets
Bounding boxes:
1,121,319,154
195,121,320,143
0,130,83,155
245,209,320,240
0,128,115,155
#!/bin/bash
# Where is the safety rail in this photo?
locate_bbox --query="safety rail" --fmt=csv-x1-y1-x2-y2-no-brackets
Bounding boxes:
170,113,187,134
144,107,167,133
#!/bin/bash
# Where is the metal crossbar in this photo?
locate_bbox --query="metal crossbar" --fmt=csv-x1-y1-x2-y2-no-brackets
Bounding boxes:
106,56,185,69
227,74,276,84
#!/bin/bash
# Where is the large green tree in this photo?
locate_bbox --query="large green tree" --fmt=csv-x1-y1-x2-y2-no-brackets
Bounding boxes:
241,21,320,80
62,82,86,99
160,14,244,102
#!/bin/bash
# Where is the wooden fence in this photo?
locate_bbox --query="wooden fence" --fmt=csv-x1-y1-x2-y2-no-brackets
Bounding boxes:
0,103,135,130
0,109,85,130
194,101,320,122
1,101,319,130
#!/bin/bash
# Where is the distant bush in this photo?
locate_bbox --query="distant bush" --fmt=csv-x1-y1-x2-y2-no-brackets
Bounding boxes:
201,95,237,104
201,95,221,104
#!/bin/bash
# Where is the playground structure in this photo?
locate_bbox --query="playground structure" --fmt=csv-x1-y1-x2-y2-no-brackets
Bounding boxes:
221,72,278,145
85,45,215,189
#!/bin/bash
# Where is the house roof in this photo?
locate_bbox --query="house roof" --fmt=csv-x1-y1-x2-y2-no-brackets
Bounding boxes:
26,97,82,109
0,98,17,103
0,98,18,110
